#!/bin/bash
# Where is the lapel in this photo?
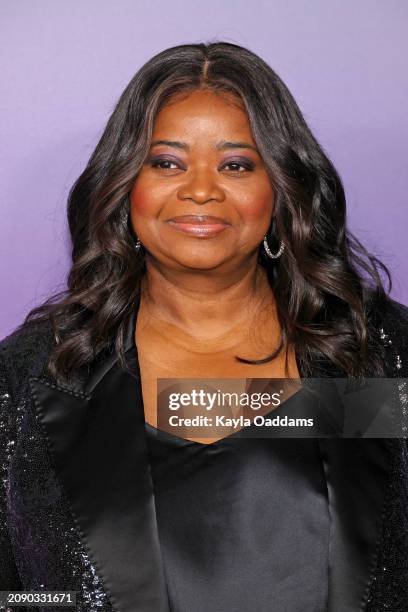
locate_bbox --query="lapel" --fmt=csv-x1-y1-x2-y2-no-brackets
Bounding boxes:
28,299,391,612
29,298,170,612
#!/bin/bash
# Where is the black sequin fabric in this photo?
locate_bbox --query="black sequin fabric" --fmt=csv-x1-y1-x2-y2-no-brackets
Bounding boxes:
0,323,112,611
364,309,408,612
1,297,408,611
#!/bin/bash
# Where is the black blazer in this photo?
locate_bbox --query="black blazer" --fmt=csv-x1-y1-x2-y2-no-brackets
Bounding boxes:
1,296,408,612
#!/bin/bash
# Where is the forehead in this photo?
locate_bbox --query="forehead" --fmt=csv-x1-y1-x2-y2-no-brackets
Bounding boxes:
152,89,253,139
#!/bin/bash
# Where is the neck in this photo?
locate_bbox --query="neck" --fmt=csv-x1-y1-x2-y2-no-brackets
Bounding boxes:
139,254,277,338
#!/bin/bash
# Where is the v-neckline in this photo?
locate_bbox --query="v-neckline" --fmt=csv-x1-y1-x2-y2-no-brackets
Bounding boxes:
135,294,303,444
143,383,306,447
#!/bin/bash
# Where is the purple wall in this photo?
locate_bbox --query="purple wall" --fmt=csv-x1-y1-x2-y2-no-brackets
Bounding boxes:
1,1,407,337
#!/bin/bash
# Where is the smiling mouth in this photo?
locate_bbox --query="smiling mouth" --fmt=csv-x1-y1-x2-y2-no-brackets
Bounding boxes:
166,215,231,237
167,215,230,224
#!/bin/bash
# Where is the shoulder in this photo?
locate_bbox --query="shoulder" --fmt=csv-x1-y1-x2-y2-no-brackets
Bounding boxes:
385,298,408,331
0,317,55,401
368,293,408,339
366,292,408,376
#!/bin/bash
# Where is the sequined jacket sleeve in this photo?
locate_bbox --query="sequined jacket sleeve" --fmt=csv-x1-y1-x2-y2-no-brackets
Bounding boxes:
0,348,23,589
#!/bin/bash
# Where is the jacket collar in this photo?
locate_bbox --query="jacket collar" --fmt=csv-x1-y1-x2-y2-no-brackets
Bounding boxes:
28,302,391,612
29,303,169,612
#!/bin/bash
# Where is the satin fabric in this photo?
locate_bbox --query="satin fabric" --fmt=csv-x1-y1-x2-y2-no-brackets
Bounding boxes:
144,391,330,612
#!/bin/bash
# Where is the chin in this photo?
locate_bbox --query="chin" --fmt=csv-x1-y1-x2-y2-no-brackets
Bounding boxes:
169,254,230,271
158,245,231,270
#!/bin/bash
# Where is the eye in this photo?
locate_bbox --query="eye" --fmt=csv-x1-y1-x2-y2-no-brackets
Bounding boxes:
221,159,255,173
150,158,180,170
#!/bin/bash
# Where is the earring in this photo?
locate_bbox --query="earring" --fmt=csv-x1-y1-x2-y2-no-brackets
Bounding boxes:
124,209,142,252
263,235,285,259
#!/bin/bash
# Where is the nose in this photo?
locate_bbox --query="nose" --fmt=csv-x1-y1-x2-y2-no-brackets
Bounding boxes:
177,168,225,205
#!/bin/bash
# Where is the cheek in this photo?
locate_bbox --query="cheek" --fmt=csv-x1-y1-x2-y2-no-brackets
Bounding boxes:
129,179,159,217
236,183,274,223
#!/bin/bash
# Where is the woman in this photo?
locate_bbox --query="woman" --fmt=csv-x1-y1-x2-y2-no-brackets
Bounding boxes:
1,41,408,612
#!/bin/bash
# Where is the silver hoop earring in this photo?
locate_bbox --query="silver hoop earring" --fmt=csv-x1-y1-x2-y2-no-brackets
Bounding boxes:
134,237,141,251
263,235,285,259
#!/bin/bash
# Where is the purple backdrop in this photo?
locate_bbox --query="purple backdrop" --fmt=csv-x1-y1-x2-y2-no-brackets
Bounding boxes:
1,1,407,338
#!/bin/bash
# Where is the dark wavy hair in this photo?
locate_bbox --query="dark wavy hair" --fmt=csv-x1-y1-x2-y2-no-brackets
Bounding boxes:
19,41,393,383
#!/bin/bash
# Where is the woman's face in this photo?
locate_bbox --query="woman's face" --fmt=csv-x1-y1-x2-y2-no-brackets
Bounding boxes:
130,89,275,271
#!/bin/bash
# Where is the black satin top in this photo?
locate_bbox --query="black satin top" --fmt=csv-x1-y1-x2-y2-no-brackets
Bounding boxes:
144,392,330,612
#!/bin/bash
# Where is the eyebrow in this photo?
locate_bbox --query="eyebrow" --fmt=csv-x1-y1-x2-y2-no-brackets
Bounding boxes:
150,139,258,153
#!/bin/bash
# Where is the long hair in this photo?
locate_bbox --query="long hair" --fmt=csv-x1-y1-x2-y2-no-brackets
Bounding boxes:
19,41,392,383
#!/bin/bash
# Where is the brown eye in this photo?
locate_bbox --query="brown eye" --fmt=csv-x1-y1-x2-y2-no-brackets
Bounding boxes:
151,159,179,170
221,159,255,173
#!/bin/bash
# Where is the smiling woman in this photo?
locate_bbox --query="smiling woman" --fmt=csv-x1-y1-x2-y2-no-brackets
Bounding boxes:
130,90,274,265
128,88,300,437
1,41,408,612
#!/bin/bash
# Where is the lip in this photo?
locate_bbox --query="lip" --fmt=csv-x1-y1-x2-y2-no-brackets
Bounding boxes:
167,215,230,224
166,215,231,237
